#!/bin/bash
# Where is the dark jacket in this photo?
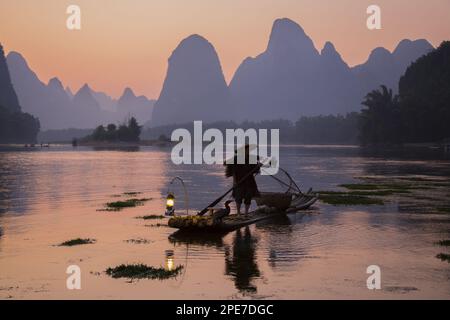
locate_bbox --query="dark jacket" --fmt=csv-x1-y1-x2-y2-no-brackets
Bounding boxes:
225,154,260,200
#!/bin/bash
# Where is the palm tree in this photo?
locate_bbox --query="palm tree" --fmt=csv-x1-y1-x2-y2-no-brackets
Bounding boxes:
359,85,400,146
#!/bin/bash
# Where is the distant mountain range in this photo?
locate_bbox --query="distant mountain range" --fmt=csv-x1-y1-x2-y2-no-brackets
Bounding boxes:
152,18,434,125
3,17,434,129
6,52,155,129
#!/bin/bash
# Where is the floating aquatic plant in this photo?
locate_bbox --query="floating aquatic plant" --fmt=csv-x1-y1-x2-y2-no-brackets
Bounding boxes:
339,183,381,190
135,215,165,220
104,198,151,210
124,238,153,244
436,253,450,263
123,192,142,196
318,193,384,206
319,190,408,197
105,264,183,280
145,223,166,228
340,183,415,192
58,238,96,247
436,240,450,247
437,207,450,214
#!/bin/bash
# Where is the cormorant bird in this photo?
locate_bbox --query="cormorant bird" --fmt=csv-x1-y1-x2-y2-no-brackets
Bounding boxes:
212,200,233,222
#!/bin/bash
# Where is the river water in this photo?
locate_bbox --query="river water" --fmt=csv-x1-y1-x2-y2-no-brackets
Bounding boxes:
0,145,449,299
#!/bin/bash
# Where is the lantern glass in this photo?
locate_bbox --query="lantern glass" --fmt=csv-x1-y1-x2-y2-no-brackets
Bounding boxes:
166,193,175,215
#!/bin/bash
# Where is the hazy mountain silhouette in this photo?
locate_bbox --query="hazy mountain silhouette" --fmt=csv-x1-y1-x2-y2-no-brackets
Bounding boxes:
47,77,73,116
4,18,434,128
352,39,433,94
89,88,155,123
117,87,154,123
229,18,433,121
65,86,74,99
230,18,325,120
317,41,362,115
151,34,232,126
0,44,40,143
91,89,117,112
72,84,112,128
0,45,21,112
7,51,154,129
6,51,75,129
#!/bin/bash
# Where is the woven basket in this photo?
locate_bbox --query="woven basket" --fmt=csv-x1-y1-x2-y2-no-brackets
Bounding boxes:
255,192,292,211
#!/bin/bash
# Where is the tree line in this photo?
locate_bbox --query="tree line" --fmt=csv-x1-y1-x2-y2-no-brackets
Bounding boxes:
359,41,450,146
142,114,360,145
83,117,142,142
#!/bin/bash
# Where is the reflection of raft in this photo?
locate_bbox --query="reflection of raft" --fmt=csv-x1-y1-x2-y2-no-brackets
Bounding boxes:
168,191,318,232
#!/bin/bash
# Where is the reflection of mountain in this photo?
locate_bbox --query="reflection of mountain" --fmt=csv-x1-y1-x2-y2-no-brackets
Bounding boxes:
6,51,154,129
225,227,260,293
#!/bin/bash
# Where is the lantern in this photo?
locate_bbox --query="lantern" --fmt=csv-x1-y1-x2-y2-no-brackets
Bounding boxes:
166,192,175,216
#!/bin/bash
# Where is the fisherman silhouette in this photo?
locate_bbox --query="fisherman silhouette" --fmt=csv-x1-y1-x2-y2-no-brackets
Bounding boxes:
224,144,260,215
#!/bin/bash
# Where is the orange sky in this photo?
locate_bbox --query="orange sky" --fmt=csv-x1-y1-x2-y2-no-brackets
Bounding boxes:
0,0,449,99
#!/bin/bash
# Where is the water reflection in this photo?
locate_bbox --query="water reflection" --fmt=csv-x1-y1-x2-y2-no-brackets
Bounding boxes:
224,227,260,293
169,231,226,248
0,153,38,215
91,146,141,152
1,145,450,298
165,249,175,271
169,227,261,294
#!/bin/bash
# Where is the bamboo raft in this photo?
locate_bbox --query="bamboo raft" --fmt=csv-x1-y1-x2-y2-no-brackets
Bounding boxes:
168,191,318,233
